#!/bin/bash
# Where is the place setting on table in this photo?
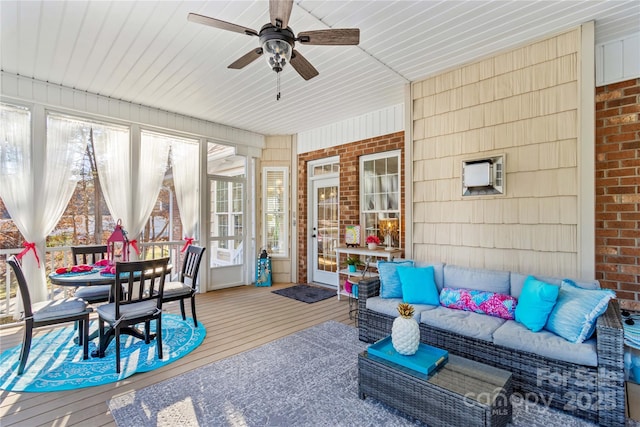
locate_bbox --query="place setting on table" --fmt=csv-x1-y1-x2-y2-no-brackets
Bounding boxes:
49,259,116,287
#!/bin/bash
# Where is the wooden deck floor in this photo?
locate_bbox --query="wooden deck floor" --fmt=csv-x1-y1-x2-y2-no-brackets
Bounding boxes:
0,283,354,426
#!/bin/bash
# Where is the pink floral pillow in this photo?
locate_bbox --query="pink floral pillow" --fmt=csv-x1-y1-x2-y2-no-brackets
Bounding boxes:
439,288,517,320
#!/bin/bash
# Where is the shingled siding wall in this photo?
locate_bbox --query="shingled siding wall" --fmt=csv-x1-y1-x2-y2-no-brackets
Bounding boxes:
411,28,584,277
296,132,404,284
595,78,640,309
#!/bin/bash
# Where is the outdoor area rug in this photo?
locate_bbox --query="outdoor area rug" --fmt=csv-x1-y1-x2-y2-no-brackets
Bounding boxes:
0,313,205,392
108,321,621,427
271,284,335,303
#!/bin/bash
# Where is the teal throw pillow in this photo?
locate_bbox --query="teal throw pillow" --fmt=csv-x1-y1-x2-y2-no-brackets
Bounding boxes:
397,266,439,305
515,276,559,332
378,260,414,298
544,279,615,343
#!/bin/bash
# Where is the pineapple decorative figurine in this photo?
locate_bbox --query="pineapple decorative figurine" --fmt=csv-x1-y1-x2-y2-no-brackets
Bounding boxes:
391,303,420,355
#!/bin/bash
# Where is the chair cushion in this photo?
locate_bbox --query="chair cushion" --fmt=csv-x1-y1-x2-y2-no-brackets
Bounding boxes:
377,260,414,298
163,281,194,298
397,266,439,305
32,297,90,321
413,262,445,291
493,320,598,367
365,296,436,322
439,288,517,320
510,272,600,299
443,265,510,294
74,285,112,301
96,300,159,323
514,276,559,332
544,280,615,343
419,306,506,342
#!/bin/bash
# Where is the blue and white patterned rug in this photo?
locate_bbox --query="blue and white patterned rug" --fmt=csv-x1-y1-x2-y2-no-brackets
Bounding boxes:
0,313,205,392
108,321,636,426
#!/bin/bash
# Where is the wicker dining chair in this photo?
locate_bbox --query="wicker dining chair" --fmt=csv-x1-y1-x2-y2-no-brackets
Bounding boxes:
7,256,92,375
71,245,112,304
96,257,170,373
162,246,206,328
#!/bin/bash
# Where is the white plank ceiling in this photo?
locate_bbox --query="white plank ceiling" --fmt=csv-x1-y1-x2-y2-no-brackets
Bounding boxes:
1,0,638,136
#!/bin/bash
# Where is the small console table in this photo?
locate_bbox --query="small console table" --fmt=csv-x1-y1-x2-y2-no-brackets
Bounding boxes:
334,245,403,301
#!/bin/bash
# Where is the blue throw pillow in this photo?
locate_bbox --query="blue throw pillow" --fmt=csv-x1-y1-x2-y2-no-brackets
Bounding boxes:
515,276,559,332
397,266,439,305
378,260,414,298
544,279,615,343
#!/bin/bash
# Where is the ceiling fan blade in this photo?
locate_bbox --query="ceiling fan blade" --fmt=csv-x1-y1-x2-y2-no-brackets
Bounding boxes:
290,50,319,80
269,0,293,29
297,29,360,45
228,48,264,69
187,13,258,37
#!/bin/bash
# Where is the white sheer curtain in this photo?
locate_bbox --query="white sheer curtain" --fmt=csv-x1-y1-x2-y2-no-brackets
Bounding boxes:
131,132,171,245
171,139,200,250
92,125,131,228
94,129,169,259
0,106,86,315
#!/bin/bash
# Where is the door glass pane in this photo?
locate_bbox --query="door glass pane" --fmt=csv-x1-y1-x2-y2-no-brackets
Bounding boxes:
210,177,244,266
316,185,338,273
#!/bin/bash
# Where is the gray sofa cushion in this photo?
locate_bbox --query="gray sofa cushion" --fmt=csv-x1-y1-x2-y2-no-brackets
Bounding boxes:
420,306,506,342
510,273,600,299
366,296,437,322
493,320,598,367
443,265,510,294
413,262,445,291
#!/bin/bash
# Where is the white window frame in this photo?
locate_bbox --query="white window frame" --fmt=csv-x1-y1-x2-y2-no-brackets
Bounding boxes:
262,167,288,258
211,174,244,254
359,150,401,247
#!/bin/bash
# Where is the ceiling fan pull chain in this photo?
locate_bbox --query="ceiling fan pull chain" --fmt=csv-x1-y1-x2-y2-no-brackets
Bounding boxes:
276,72,281,101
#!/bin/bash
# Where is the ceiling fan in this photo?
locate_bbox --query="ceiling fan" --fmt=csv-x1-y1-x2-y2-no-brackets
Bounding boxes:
187,0,360,87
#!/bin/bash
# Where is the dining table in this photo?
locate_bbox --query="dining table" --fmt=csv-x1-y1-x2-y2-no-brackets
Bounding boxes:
48,264,172,358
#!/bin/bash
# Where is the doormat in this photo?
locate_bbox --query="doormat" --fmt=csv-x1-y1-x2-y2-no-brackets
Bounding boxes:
271,284,335,304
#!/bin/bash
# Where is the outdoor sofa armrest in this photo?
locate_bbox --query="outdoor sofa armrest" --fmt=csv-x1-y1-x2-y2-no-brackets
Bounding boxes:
357,277,380,302
595,298,625,426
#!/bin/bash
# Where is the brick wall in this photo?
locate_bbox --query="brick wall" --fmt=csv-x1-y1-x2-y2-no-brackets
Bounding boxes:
296,132,404,283
595,78,640,310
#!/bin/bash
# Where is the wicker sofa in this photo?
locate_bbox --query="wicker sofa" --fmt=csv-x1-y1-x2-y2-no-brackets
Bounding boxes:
357,263,625,426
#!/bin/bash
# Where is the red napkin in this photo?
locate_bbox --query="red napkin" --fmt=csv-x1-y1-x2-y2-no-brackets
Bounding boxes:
55,264,93,274
101,266,116,275
94,259,110,267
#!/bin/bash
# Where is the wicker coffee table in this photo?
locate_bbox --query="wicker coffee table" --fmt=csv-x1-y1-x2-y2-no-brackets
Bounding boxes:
358,350,513,427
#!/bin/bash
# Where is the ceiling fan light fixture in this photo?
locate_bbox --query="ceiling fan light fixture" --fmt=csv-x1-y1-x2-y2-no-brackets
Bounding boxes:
262,38,291,73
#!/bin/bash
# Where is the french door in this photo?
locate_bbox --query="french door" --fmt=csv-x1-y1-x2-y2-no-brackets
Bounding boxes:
311,177,339,285
207,173,247,289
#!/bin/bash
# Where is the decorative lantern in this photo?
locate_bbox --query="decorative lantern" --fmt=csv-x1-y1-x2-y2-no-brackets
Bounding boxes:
107,219,130,264
379,218,399,251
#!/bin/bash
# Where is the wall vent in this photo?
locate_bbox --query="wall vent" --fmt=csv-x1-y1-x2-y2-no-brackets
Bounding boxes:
462,155,505,196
